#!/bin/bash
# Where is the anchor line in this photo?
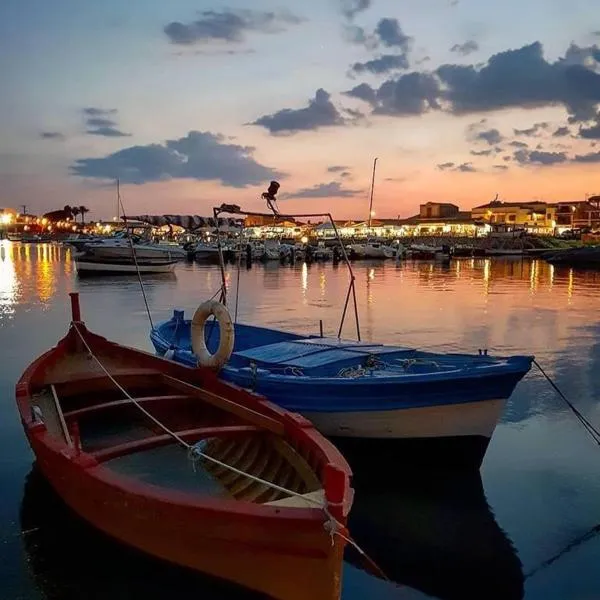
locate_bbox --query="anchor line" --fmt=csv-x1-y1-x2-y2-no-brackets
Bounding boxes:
534,359,600,445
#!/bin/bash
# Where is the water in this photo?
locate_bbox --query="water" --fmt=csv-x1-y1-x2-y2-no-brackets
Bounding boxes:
1,241,600,599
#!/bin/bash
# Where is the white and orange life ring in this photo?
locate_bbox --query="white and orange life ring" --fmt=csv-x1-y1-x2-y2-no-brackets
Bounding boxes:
190,300,235,369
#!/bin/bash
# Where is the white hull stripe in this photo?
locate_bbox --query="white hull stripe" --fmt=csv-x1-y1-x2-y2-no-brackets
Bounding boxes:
302,399,506,440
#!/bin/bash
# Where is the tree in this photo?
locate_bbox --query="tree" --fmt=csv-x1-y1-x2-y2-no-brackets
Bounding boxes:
78,205,90,224
71,207,80,221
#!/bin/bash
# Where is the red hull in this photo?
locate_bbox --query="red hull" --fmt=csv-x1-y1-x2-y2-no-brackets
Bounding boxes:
16,294,353,600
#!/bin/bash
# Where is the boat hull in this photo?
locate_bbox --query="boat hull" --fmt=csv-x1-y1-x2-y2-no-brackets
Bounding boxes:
75,258,177,275
29,434,343,600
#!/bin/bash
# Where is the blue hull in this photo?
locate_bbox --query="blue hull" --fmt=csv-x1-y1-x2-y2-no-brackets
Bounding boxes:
150,310,533,468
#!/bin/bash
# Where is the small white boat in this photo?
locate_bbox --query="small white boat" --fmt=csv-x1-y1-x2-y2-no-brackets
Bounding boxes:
193,242,221,262
347,240,396,259
74,255,178,275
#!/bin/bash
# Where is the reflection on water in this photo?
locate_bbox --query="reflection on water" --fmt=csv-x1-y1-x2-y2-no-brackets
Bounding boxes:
20,466,520,600
2,246,600,599
349,472,523,600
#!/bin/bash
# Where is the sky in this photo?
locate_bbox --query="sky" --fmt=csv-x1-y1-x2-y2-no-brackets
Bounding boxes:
2,0,600,220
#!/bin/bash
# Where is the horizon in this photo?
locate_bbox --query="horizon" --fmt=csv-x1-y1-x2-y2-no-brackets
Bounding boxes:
2,0,600,220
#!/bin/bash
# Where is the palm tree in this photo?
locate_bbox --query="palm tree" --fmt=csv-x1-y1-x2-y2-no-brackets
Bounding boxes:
78,205,90,224
63,205,73,219
71,207,80,222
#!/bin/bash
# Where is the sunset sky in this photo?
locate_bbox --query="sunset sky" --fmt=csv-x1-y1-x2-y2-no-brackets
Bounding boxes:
3,0,600,220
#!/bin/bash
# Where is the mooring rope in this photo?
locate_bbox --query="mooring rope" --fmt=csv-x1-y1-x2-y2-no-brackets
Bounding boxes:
71,323,389,580
525,522,600,579
534,359,600,445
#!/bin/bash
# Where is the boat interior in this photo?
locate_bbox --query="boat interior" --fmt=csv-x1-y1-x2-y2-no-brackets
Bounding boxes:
28,349,325,507
159,320,527,378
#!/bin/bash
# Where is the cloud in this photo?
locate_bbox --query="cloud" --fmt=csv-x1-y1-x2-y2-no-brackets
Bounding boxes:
83,107,117,117
351,54,409,75
579,121,600,138
71,130,283,187
344,41,600,121
509,140,529,148
450,40,479,56
513,149,568,165
285,181,362,198
470,149,493,156
87,127,131,137
40,131,65,140
164,9,303,45
437,161,476,172
573,150,600,162
513,122,549,136
553,126,571,137
475,128,503,145
493,165,509,170
327,165,349,173
251,88,346,134
437,42,600,120
344,16,412,59
340,0,371,20
82,107,130,137
345,72,440,115
375,18,411,49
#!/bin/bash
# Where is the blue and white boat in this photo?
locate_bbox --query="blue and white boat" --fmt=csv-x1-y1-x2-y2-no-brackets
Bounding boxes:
151,310,532,471
149,199,533,472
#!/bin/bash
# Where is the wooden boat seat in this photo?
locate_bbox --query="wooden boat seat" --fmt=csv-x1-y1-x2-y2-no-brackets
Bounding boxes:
63,394,189,420
47,367,160,389
92,425,261,462
161,374,284,435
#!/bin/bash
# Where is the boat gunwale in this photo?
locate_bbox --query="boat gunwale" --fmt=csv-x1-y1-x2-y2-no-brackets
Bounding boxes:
16,324,353,523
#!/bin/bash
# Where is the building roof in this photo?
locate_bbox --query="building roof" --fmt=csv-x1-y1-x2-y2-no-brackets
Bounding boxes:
472,200,548,210
399,211,480,225
420,202,459,208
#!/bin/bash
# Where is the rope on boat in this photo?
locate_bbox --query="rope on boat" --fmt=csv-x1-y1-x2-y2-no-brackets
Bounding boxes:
72,324,326,505
534,359,600,445
71,329,390,583
117,181,154,330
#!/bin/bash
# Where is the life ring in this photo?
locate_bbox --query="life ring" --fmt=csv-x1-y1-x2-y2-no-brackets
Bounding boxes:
191,300,235,369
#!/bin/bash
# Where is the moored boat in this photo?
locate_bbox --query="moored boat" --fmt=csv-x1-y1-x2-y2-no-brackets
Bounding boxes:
74,254,178,275
17,293,353,600
152,307,534,472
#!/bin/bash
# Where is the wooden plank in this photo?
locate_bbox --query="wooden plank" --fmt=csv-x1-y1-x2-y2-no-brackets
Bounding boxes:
92,424,260,462
162,375,285,435
50,369,161,395
270,437,321,492
63,394,189,420
50,385,73,447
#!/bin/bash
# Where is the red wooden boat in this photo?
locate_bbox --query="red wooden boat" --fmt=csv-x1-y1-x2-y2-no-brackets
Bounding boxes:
16,293,353,600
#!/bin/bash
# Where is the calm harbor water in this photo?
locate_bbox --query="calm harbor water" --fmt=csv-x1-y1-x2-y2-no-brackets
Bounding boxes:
1,241,600,599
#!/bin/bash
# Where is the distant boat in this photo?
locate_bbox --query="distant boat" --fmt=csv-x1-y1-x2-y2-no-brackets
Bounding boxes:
17,293,353,600
347,240,396,259
74,255,178,275
542,245,600,268
152,309,533,471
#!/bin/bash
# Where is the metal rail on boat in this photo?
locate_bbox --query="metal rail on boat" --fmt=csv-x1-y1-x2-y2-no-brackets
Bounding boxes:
212,203,362,341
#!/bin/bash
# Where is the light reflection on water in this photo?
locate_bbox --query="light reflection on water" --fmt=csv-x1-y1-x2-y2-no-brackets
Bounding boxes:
1,244,600,600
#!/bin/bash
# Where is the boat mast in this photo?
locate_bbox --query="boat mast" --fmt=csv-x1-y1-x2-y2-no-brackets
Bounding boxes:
367,157,378,230
116,179,120,221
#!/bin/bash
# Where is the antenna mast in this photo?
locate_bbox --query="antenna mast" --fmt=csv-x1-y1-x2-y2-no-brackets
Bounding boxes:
367,157,378,229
